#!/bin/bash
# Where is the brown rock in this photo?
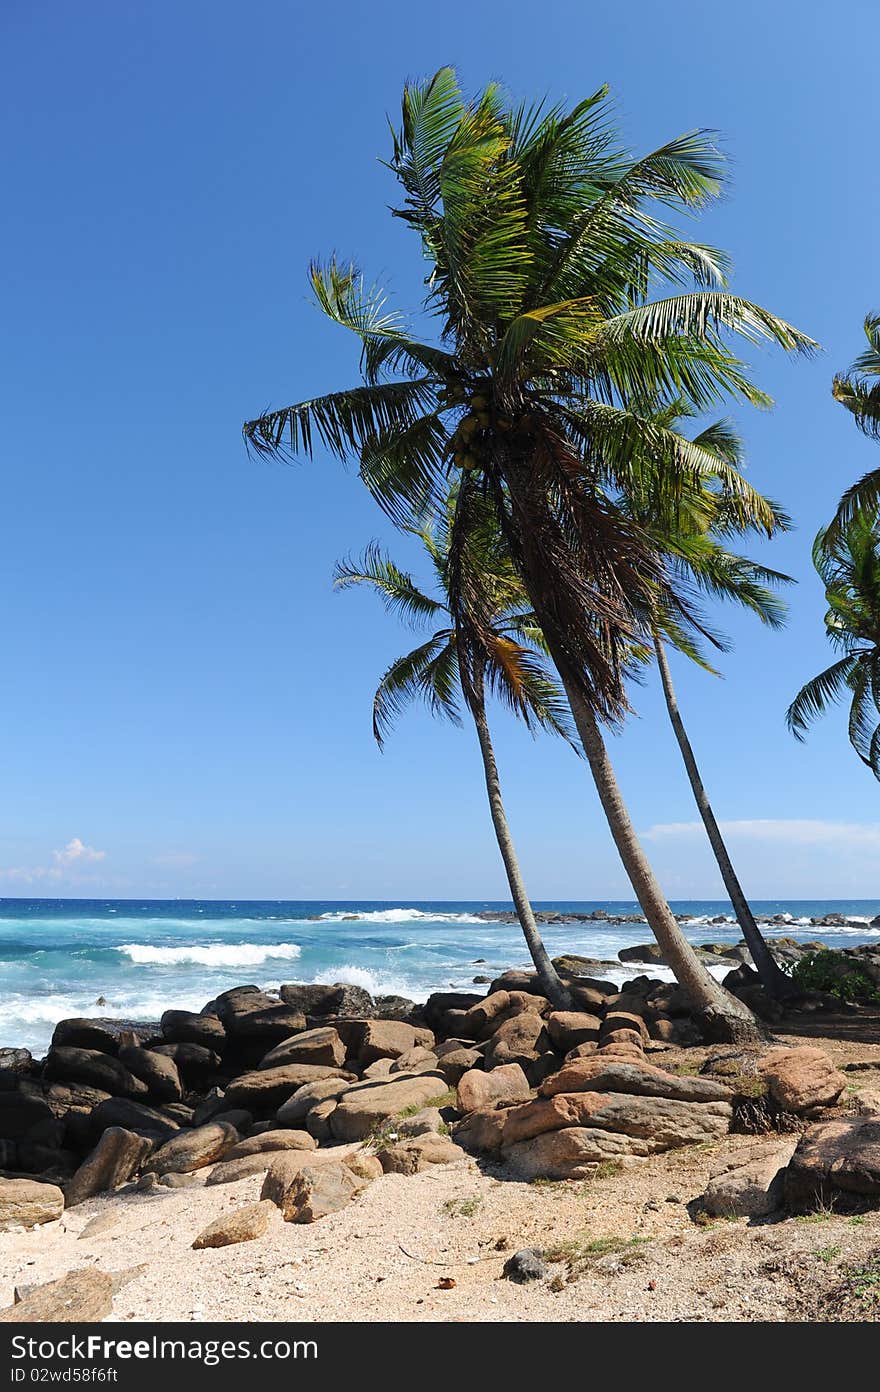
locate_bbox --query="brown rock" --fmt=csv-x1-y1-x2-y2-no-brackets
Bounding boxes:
483,1012,550,1069
758,1046,846,1115
0,1269,113,1323
160,1010,225,1050
259,1027,345,1070
344,1150,384,1182
51,1019,120,1055
304,1098,337,1143
329,1072,449,1142
452,1107,508,1153
435,1048,483,1085
275,1077,352,1126
150,1122,239,1176
502,1090,731,1150
192,1200,275,1249
456,1064,530,1114
539,1059,732,1104
377,1133,465,1174
225,1063,353,1112
0,1178,64,1231
502,1127,644,1180
601,1010,649,1043
66,1128,153,1206
356,1020,435,1065
785,1116,880,1209
704,1141,797,1217
225,1129,316,1160
203,1154,276,1185
230,1005,308,1041
547,1012,601,1051
263,1155,360,1221
389,1046,439,1074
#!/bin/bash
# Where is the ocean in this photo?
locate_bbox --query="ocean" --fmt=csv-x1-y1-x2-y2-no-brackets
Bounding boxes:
2,897,879,1056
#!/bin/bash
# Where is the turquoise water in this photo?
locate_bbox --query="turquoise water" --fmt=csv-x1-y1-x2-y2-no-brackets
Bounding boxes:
2,897,879,1055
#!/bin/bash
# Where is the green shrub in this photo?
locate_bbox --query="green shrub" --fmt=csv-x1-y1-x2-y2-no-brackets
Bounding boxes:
789,950,880,1003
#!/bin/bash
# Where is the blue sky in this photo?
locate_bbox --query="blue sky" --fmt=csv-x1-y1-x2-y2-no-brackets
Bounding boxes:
3,0,879,901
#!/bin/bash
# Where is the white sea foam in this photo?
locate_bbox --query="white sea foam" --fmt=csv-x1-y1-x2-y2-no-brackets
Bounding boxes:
316,908,484,925
116,942,302,967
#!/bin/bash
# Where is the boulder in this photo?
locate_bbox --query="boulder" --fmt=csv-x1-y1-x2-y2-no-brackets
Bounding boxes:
224,1130,316,1160
436,1047,484,1085
601,1010,649,1044
422,992,483,1030
225,1063,353,1112
356,1020,435,1065
703,1140,797,1218
276,1078,352,1126
502,1126,643,1179
51,1019,120,1055
160,1010,226,1051
852,1089,880,1115
376,1133,464,1175
117,1046,182,1102
150,1042,222,1088
305,1099,338,1143
192,1200,275,1249
362,1059,394,1079
0,1091,55,1141
457,1063,530,1114
281,982,375,1019
539,1059,732,1104
260,1149,360,1218
212,987,278,1032
785,1116,880,1210
396,1107,445,1138
503,1249,549,1283
259,1027,345,1070
483,1012,550,1069
280,1161,360,1223
757,1046,846,1115
90,1097,181,1142
204,1153,277,1185
389,1046,439,1074
0,1048,34,1080
501,1090,731,1150
229,1005,309,1043
149,1122,240,1176
0,1270,113,1323
452,1107,509,1154
44,1048,148,1098
0,1178,64,1231
618,944,666,965
329,1072,449,1142
65,1128,153,1206
547,1012,601,1051
344,1150,384,1182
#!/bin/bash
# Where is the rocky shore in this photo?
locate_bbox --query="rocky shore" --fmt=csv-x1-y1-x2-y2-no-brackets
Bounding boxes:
4,946,880,1321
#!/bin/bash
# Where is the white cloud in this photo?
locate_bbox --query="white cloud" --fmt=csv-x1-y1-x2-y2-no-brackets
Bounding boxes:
643,819,880,848
0,837,107,885
52,837,106,867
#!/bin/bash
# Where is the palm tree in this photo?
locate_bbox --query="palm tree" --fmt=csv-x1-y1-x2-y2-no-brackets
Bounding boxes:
829,314,880,532
244,70,816,1040
620,405,800,998
333,503,574,1007
787,513,880,775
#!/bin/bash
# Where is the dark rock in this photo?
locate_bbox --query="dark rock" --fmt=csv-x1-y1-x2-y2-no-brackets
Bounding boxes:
117,1046,182,1102
503,1249,549,1283
150,1042,222,1088
785,1116,880,1210
160,1010,226,1051
149,1122,240,1176
0,1091,54,1141
90,1097,181,1142
44,1048,148,1099
51,1019,120,1056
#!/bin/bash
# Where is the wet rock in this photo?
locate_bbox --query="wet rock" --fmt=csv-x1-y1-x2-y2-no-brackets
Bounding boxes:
51,1019,121,1056
90,1097,181,1142
44,1048,148,1098
160,1010,226,1051
150,1042,222,1088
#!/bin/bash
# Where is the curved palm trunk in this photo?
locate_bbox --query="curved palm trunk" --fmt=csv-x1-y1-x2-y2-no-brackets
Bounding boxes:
653,634,797,1000
561,678,762,1043
468,688,573,1010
